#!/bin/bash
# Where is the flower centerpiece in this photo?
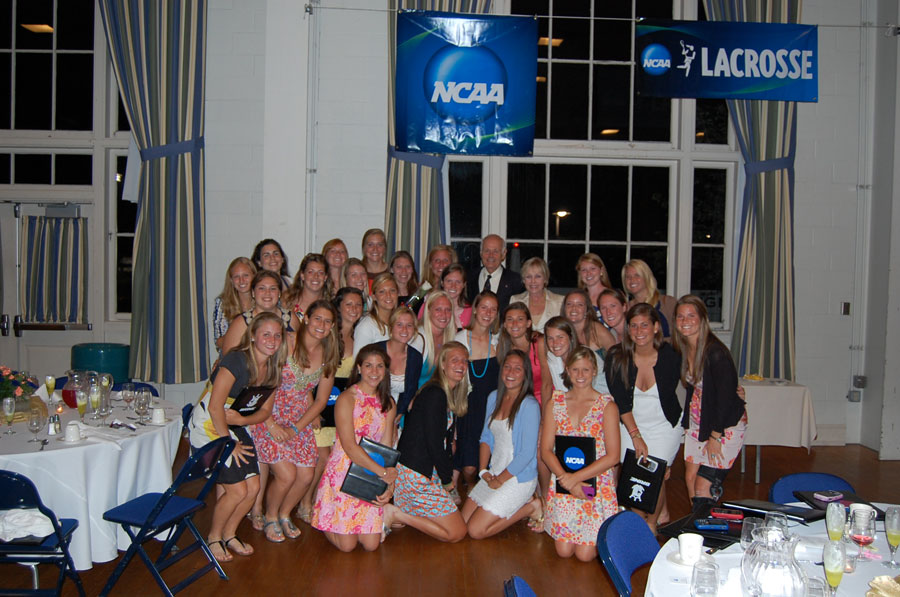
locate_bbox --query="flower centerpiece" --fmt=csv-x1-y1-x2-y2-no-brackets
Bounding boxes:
0,366,38,401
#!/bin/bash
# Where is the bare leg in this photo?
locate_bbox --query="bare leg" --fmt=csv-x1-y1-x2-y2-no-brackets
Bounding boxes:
299,446,330,520
658,468,673,525
467,497,541,540
265,461,297,520
324,531,382,552
281,466,314,518
251,463,269,519
383,503,466,543
461,466,477,492
460,498,478,523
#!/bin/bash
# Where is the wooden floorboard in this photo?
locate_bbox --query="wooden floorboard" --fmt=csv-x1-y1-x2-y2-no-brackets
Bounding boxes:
7,442,900,596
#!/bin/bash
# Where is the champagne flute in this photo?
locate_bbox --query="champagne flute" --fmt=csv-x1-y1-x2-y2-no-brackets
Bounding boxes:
849,508,876,552
121,383,135,411
825,502,846,541
3,397,17,435
27,408,44,442
885,506,900,568
89,383,101,420
45,375,56,398
75,389,88,423
823,539,845,596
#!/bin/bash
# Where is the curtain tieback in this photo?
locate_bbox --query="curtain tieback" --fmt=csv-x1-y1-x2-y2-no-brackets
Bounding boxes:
744,155,793,176
139,137,205,161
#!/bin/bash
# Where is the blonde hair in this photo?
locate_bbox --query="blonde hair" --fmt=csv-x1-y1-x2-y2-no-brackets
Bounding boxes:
622,259,660,306
236,311,287,387
370,272,399,335
419,291,456,364
576,253,612,290
421,244,458,288
293,299,341,378
424,341,470,417
389,305,418,338
218,257,257,322
563,345,598,390
521,257,550,287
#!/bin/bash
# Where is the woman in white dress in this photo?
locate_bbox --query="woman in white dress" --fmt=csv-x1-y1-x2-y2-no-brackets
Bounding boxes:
604,303,684,533
462,349,542,539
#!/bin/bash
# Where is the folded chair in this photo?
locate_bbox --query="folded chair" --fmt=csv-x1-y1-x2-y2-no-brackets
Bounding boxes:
99,437,235,596
597,510,661,597
0,470,85,597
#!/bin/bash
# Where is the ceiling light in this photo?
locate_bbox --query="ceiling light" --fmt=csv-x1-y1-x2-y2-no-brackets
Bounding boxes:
538,37,563,47
696,131,706,137
21,24,53,33
536,76,547,83
600,129,620,135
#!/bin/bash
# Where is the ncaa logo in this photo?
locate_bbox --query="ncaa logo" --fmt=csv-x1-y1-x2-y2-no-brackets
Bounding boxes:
423,45,507,125
563,446,586,471
641,43,671,76
362,451,386,477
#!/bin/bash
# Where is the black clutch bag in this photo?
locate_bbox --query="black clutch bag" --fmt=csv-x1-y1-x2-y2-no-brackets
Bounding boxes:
339,437,400,504
616,449,666,513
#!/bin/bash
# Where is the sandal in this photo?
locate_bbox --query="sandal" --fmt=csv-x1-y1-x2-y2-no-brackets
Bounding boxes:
225,535,254,556
246,511,265,532
207,539,232,563
279,517,301,539
526,498,545,533
295,504,312,524
263,520,285,543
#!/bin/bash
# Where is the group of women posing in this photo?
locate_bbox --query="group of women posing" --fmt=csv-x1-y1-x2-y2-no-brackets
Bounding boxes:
190,231,747,563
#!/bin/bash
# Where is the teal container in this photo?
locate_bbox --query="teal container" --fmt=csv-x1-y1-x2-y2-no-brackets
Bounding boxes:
71,343,130,385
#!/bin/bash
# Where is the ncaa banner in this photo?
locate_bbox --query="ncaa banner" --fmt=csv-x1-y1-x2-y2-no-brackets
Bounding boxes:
636,20,818,102
395,11,537,156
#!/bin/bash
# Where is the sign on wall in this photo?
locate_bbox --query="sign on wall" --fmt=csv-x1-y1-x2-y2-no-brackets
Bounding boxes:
636,20,818,102
395,11,537,156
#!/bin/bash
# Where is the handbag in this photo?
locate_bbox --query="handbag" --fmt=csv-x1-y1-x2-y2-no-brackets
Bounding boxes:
339,437,400,504
616,448,666,513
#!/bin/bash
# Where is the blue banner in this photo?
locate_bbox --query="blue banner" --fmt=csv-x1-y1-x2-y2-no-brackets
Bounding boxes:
395,11,537,156
636,20,818,102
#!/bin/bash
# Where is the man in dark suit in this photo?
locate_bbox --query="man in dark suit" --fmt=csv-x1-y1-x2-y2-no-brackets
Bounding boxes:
466,234,524,310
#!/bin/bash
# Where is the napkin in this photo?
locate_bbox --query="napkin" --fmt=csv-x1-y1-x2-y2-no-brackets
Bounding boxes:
722,566,743,594
34,384,50,404
73,421,127,448
0,508,54,541
867,575,900,597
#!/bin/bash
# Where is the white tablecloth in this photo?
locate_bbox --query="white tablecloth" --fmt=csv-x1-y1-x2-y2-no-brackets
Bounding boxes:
647,505,897,596
743,379,817,448
0,401,182,570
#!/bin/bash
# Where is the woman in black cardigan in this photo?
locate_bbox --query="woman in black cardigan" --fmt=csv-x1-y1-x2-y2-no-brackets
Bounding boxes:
375,306,423,419
673,295,747,511
605,303,683,533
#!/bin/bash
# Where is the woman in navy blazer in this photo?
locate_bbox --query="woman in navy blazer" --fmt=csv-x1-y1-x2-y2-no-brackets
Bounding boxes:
375,306,424,418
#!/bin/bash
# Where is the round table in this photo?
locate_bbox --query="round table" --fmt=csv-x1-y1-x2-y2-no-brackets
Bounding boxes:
0,399,182,570
646,505,898,596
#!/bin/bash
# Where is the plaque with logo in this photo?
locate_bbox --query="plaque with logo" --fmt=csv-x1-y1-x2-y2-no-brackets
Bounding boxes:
616,449,667,513
554,435,596,497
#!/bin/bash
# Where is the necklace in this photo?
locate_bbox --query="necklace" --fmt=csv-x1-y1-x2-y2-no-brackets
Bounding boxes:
467,330,492,378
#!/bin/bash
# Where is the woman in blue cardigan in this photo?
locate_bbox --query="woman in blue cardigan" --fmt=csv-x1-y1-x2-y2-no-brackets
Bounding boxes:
461,349,542,539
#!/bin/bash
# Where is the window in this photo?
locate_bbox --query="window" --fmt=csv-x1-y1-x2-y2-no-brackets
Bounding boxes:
447,0,738,324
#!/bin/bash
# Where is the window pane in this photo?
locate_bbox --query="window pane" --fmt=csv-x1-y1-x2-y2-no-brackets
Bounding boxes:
451,240,480,272
117,95,130,132
593,0,630,62
15,0,52,50
550,3,590,61
591,64,629,140
549,164,586,240
507,241,542,273
448,161,482,238
693,168,726,243
590,165,627,241
14,153,51,184
507,162,545,239
116,155,137,232
696,99,728,144
116,236,133,314
636,0,672,19
0,152,9,183
691,247,723,322
550,62,588,140
547,243,584,289
56,0,94,50
631,166,669,242
630,245,668,293
54,154,91,184
0,53,9,128
535,61,547,139
56,53,93,130
633,92,671,142
0,0,10,49
15,53,51,129
590,244,625,289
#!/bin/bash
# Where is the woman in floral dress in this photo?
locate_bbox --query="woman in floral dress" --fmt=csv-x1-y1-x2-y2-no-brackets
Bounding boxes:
541,346,620,562
312,345,398,552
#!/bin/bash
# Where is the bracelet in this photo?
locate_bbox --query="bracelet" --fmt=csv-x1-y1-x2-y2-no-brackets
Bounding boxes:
380,469,388,478
478,469,491,480
711,435,724,443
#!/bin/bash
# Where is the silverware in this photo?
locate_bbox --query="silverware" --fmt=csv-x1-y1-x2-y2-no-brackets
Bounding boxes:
39,439,49,451
706,546,724,555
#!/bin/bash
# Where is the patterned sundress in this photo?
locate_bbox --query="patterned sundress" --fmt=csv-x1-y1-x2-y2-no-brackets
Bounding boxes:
311,385,388,535
683,378,747,469
546,390,618,546
250,357,322,466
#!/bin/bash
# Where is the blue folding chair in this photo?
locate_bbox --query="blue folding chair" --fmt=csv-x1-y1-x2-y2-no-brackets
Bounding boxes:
99,437,235,596
0,470,85,597
503,575,537,596
768,473,855,505
181,404,193,434
597,511,661,597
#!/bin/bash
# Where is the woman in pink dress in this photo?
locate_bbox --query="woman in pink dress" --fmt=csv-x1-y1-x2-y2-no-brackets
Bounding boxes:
312,345,398,552
541,346,620,562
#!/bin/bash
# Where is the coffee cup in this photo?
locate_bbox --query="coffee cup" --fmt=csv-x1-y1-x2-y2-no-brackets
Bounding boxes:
64,421,81,442
151,407,166,424
678,532,704,565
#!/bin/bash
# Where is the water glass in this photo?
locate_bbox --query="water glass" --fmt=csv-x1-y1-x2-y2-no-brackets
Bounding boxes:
885,506,900,568
27,408,44,442
2,397,16,434
690,560,719,597
135,392,150,424
121,383,135,410
825,502,846,541
741,517,765,550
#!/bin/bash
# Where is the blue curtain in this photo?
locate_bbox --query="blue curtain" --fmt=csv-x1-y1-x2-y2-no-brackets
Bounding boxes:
98,0,209,384
19,216,88,324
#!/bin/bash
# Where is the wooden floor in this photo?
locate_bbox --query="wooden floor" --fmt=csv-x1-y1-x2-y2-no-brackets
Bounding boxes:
9,442,900,596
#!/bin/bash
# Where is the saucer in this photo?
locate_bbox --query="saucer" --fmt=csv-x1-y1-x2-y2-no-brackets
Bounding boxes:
146,418,171,426
57,434,87,444
667,551,715,567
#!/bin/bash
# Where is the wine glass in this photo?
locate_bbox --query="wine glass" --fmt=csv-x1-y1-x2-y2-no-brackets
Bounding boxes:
822,539,845,596
27,408,44,442
140,388,154,410
885,506,900,568
825,502,846,541
3,397,17,435
89,383,101,420
44,375,56,398
75,389,88,423
121,383,135,411
135,392,150,424
849,508,876,552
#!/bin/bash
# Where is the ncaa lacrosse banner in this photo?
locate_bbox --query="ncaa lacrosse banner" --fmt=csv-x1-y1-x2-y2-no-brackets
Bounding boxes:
395,11,537,156
636,20,818,102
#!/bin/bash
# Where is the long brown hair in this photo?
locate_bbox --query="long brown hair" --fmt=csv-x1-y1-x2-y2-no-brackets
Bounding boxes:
369,272,399,335
465,291,500,334
562,288,604,347
576,253,612,290
389,250,419,293
235,311,287,387
421,244,458,288
218,257,257,322
332,287,364,357
490,349,533,430
347,344,394,413
672,294,724,386
497,302,537,364
604,302,662,387
293,299,341,378
543,316,577,360
283,252,328,309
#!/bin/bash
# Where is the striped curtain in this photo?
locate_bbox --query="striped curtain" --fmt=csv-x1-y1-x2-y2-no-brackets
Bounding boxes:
386,0,493,266
704,0,800,380
98,0,209,384
19,217,89,324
